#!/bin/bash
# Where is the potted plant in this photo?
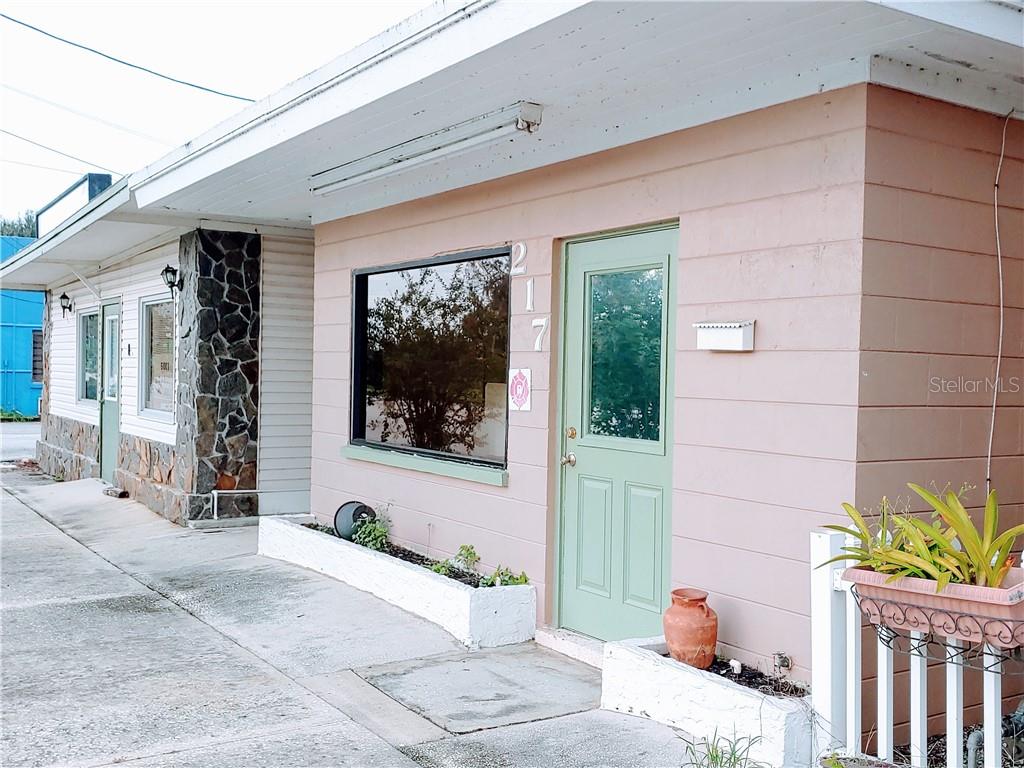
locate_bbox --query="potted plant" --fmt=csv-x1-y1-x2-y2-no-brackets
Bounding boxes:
822,484,1024,648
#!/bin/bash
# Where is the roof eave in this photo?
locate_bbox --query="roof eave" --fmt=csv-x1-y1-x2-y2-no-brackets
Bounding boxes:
0,179,132,283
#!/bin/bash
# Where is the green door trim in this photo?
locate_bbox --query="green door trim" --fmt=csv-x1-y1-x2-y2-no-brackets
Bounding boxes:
99,299,121,484
552,222,679,637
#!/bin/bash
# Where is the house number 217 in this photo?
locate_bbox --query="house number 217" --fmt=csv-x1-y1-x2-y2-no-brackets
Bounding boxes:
510,241,548,352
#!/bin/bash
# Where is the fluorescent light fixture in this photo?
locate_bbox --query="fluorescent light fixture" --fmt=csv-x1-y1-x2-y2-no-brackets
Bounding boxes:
310,101,542,197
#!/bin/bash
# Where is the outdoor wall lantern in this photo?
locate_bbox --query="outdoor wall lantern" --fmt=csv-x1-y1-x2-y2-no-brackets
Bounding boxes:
161,264,183,298
58,292,73,319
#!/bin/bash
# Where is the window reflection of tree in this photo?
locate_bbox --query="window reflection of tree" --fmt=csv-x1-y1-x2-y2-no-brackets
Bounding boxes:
365,256,509,462
589,268,663,441
81,314,99,400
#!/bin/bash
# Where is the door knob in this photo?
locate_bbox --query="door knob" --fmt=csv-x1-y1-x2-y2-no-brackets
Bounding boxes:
560,452,576,467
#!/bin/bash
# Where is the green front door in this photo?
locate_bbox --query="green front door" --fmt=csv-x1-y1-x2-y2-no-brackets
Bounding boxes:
100,301,120,484
558,227,676,641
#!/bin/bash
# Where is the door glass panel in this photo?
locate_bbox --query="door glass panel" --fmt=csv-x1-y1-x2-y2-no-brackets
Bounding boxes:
80,313,99,400
588,267,663,441
104,315,119,401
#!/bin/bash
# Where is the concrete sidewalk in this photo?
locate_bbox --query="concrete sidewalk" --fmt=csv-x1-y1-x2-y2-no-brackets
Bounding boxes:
0,421,40,462
1,465,690,768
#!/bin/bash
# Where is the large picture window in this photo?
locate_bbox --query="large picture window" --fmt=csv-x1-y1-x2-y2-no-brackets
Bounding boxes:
141,298,174,414
78,311,99,401
352,249,510,466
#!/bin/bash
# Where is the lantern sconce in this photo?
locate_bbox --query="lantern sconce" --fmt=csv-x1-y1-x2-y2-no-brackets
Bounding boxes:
161,264,183,298
58,292,73,319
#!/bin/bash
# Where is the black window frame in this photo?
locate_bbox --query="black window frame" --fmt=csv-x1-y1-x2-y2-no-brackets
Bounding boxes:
350,246,512,469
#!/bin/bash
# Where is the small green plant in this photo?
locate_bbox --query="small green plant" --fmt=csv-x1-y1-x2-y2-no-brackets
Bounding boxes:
352,515,390,552
681,731,769,768
479,565,529,587
430,544,481,578
820,483,1024,592
303,521,336,536
430,561,458,577
454,544,480,572
0,409,32,422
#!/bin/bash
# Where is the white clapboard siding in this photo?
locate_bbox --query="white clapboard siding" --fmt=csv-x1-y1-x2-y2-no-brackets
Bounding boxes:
48,282,99,426
258,236,314,492
48,241,179,445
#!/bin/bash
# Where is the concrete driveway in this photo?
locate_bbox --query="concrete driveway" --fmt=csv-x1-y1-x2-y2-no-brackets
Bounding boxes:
1,465,690,768
0,420,39,461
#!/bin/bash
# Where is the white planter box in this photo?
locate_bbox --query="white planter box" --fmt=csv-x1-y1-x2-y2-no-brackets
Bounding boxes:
601,637,814,768
258,517,536,649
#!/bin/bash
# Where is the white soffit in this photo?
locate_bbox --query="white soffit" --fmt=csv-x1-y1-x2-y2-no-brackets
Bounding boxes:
0,182,159,290
0,181,313,289
113,1,1024,227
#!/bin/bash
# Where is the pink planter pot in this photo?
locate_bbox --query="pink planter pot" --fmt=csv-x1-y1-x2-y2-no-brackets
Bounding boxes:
844,566,1024,649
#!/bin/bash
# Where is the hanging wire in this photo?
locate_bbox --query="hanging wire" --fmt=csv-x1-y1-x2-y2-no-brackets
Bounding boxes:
0,158,87,175
2,84,173,146
0,129,122,175
985,109,1014,495
0,13,255,103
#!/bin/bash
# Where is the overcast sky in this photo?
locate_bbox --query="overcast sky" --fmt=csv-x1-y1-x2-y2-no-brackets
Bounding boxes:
0,0,433,220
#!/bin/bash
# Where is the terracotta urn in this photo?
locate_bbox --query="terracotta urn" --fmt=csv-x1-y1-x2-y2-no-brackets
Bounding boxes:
663,588,718,669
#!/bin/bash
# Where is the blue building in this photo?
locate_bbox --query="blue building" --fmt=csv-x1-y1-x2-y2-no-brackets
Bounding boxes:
1,236,43,418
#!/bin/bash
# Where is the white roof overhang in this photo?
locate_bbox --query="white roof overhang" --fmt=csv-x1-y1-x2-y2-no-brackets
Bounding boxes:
0,181,179,291
128,0,1023,226
0,178,312,290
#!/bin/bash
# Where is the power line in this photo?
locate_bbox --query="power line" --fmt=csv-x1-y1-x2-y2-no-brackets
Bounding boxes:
0,291,45,305
0,13,255,103
2,84,173,146
0,129,121,175
0,158,86,175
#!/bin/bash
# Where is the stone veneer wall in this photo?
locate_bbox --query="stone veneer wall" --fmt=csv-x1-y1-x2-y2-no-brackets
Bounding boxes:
115,435,192,524
37,412,99,480
34,230,263,526
177,229,262,520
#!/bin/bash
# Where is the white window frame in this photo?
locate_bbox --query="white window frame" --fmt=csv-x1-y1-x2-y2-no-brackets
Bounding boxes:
137,294,176,424
76,308,100,406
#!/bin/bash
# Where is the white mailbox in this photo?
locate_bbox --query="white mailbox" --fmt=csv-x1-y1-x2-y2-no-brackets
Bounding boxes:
693,320,755,352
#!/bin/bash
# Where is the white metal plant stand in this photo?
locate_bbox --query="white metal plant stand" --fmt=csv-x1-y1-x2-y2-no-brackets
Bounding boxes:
811,529,1021,768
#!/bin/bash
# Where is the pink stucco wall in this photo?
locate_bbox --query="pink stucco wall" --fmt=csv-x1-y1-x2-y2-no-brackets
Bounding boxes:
312,85,1023,697
857,87,1024,739
313,84,869,679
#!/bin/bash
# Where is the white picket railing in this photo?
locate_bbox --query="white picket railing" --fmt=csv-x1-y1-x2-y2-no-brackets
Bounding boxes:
810,529,1008,768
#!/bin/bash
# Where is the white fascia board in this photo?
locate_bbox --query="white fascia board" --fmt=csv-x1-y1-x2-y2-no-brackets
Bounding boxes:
0,280,48,291
0,181,131,282
870,54,1024,116
869,0,1024,47
131,0,588,210
106,211,312,236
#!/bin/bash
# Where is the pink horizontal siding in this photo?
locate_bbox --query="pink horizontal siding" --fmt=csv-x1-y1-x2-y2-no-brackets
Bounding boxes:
859,86,1024,732
312,85,868,665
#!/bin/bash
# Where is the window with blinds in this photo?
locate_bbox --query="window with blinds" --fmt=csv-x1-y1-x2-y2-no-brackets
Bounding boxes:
31,330,43,383
142,299,174,413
